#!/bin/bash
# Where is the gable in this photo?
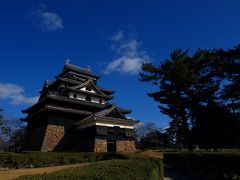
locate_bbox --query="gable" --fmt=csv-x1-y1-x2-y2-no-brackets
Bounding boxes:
105,108,125,118
96,105,126,119
71,80,104,95
80,86,96,94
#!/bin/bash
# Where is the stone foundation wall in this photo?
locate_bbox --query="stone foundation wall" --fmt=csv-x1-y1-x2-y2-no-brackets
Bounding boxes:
116,140,136,152
41,124,65,152
24,117,137,153
40,117,75,152
94,138,107,152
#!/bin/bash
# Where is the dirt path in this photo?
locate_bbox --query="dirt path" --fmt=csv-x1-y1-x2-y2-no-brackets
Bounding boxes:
0,163,89,180
138,149,164,159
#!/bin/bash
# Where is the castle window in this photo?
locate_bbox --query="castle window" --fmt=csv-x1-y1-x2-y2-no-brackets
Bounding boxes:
96,126,108,135
86,94,91,101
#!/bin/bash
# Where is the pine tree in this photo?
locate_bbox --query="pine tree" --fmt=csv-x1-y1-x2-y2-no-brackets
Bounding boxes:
220,45,240,116
140,49,224,149
140,50,198,148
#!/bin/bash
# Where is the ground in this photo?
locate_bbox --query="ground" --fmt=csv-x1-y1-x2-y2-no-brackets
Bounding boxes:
0,150,196,180
0,163,89,180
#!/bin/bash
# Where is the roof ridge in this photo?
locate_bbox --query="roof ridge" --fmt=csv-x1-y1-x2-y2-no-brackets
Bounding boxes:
64,63,91,73
61,63,100,79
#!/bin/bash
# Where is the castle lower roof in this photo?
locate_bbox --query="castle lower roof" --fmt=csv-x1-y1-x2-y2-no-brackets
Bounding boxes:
22,105,92,122
74,114,138,130
22,94,107,114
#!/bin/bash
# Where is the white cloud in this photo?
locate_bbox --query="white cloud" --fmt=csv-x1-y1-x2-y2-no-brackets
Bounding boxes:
29,5,63,32
104,31,150,74
110,31,124,42
39,12,63,32
105,56,145,74
0,83,39,105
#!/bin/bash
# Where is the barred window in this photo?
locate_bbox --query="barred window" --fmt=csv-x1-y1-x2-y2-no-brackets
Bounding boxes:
96,126,107,135
125,129,134,137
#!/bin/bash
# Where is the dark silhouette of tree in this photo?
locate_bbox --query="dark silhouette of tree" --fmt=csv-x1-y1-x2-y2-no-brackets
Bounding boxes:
140,130,170,149
0,108,4,150
220,46,240,116
135,122,170,148
0,108,26,151
140,50,203,148
140,46,240,149
191,102,239,149
141,50,189,147
8,126,26,152
135,122,158,138
0,108,9,150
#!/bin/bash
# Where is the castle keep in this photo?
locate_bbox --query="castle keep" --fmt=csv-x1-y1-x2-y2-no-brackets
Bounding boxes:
22,63,138,152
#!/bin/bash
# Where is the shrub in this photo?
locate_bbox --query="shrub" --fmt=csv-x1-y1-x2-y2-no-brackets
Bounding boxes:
0,152,128,169
164,152,240,179
17,157,164,180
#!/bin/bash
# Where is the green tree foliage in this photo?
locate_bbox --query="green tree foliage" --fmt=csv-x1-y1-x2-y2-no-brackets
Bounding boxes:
140,46,240,149
140,50,196,147
140,50,213,148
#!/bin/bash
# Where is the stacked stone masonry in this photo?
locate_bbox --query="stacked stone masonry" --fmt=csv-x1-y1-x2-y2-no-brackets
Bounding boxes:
94,139,107,152
41,124,65,152
116,140,136,152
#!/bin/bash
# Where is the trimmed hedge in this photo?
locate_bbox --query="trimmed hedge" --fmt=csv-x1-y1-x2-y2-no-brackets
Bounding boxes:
0,152,127,169
16,157,163,180
164,152,240,179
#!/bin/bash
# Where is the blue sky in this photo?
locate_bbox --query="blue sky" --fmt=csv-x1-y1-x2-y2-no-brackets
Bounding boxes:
0,0,240,129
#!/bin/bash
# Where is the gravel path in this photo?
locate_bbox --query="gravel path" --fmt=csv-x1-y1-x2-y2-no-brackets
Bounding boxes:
0,163,89,180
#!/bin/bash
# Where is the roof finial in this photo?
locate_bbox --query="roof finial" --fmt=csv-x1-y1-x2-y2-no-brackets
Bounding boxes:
44,80,49,87
65,59,70,65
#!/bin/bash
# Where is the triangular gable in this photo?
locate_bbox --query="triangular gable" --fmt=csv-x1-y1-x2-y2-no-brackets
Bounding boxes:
71,79,91,89
96,105,126,119
71,80,105,96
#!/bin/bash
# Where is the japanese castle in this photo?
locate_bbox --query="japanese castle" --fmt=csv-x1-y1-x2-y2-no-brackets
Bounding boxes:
22,63,138,152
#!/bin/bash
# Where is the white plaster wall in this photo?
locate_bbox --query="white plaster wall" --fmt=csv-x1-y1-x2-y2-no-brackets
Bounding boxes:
69,92,86,100
77,122,134,129
91,96,99,103
101,99,106,104
77,93,86,100
80,87,86,91
80,87,96,93
70,92,107,104
69,92,74,98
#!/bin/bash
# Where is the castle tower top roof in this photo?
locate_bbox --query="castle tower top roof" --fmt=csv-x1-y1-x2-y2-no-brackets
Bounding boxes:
60,63,100,79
